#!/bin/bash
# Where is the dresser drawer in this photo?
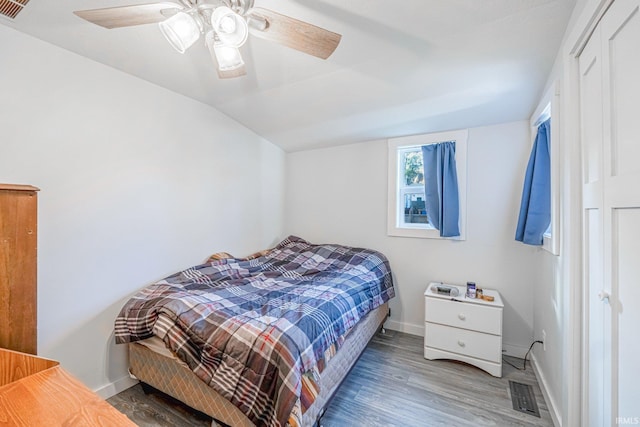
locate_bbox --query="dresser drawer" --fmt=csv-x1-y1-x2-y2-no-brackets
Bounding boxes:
425,297,501,335
425,323,502,363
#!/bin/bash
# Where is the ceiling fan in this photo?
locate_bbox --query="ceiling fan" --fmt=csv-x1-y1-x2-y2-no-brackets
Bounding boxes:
73,0,342,79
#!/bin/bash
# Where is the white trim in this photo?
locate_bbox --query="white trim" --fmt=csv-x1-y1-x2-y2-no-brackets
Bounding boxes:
387,129,468,240
563,50,585,427
533,103,552,128
94,375,139,399
383,319,424,336
531,353,562,427
569,0,615,57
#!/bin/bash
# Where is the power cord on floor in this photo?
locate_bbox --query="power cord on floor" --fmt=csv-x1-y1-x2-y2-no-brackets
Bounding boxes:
502,340,543,371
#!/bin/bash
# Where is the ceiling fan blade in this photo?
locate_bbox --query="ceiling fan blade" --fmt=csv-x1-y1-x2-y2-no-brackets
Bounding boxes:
248,7,341,59
73,3,181,29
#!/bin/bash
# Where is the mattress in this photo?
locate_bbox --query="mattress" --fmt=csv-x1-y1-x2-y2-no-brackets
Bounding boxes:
129,301,389,427
117,236,395,426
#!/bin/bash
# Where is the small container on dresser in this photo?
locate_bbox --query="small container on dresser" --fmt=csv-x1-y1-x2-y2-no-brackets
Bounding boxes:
424,282,504,377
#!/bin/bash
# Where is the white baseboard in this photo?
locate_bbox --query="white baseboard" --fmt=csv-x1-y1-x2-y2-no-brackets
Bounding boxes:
384,319,423,336
94,375,139,399
531,353,561,427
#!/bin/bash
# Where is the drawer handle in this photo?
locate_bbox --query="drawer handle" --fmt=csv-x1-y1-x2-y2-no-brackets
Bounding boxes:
458,313,466,321
458,340,466,347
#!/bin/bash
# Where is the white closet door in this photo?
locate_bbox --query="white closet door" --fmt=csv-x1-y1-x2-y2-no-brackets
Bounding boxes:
580,0,640,425
600,0,640,422
579,24,606,427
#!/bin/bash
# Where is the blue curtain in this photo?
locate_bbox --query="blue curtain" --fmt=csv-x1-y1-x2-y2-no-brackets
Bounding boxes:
422,141,460,237
515,119,551,245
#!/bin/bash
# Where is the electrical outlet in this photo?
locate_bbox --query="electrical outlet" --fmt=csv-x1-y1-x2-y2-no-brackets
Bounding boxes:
542,330,546,351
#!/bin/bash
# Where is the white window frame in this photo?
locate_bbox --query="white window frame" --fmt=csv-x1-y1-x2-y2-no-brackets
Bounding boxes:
530,82,560,255
387,129,468,240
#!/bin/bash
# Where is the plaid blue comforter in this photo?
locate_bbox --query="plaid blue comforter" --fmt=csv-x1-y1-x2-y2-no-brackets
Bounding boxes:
115,236,395,427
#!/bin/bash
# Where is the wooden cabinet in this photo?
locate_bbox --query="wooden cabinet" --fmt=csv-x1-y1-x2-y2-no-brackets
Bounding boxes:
0,348,136,426
424,282,503,377
0,184,39,355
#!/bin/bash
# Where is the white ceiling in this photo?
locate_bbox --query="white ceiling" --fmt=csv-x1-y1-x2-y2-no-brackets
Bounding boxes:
2,0,576,152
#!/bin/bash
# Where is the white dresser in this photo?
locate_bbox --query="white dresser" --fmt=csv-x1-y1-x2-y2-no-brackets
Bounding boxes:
424,282,503,377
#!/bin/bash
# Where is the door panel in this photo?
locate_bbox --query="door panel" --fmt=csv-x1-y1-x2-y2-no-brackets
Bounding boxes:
614,208,640,419
601,1,640,424
580,53,603,186
580,24,606,427
598,0,640,424
606,6,640,178
585,208,604,427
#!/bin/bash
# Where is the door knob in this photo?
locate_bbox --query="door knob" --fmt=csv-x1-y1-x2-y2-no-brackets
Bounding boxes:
598,290,610,302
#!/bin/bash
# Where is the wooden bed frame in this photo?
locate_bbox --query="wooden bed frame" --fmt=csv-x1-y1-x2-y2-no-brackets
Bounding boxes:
128,302,389,427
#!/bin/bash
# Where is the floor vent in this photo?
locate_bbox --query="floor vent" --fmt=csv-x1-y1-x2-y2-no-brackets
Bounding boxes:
0,0,29,20
509,381,540,417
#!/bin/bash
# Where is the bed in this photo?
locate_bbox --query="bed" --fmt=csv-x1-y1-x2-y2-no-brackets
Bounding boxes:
115,236,395,427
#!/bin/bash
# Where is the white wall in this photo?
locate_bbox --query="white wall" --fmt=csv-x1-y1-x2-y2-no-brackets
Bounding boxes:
530,1,594,426
0,25,285,396
534,250,564,424
285,121,539,356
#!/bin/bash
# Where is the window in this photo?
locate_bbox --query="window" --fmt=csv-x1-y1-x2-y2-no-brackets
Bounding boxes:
530,82,560,255
515,118,551,246
387,129,468,239
398,147,428,228
537,104,552,241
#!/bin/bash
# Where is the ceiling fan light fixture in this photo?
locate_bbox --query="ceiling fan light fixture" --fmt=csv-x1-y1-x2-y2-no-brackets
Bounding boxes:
215,45,244,70
159,11,201,53
211,6,248,48
74,2,341,77
206,31,245,72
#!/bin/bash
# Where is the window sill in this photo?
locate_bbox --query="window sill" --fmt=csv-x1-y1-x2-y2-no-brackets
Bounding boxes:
387,227,466,240
542,234,559,255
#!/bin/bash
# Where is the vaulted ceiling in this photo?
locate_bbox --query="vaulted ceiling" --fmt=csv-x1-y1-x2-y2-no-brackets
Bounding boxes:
2,0,577,151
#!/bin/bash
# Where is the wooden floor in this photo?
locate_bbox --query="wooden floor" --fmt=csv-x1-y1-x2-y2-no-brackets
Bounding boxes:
108,330,553,427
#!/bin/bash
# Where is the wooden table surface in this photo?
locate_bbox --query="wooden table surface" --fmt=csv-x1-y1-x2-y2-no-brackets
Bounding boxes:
0,348,135,426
